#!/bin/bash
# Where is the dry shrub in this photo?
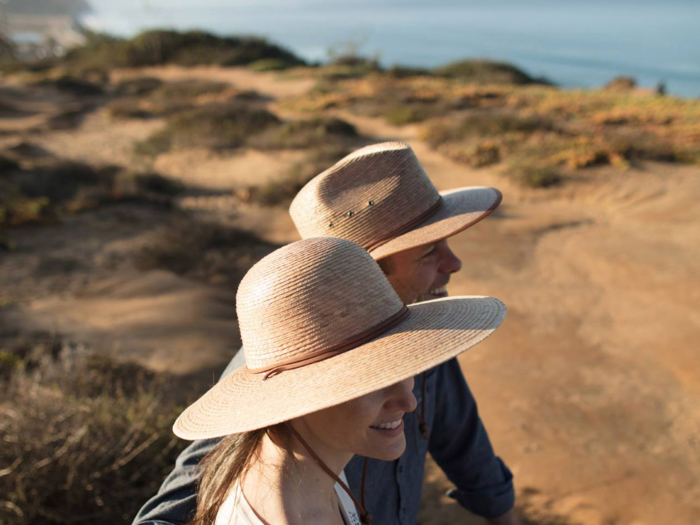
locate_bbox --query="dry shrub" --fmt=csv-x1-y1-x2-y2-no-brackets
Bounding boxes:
604,76,637,91
249,58,296,72
245,146,351,206
135,104,280,156
109,80,233,120
433,59,542,85
0,334,188,525
384,104,442,126
421,114,552,149
107,97,151,119
114,77,164,97
34,76,105,96
590,108,674,126
57,30,304,78
439,141,501,168
0,158,182,226
250,117,357,149
136,217,279,285
509,163,561,189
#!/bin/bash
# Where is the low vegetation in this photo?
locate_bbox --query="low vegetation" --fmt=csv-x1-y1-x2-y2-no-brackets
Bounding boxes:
0,152,183,227
250,117,357,150
0,332,188,525
108,80,234,119
134,104,281,156
433,59,546,85
244,146,351,206
63,30,304,78
136,217,279,286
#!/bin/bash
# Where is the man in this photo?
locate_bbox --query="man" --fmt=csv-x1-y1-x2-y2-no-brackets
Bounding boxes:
134,142,520,525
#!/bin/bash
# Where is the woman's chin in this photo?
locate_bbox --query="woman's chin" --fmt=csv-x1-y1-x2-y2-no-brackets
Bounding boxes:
365,433,407,461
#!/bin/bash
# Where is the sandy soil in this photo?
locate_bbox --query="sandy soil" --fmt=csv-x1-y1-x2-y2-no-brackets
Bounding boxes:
1,68,698,525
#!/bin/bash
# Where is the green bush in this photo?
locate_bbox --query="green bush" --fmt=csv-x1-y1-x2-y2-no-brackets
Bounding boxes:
433,59,542,85
249,58,296,72
136,217,278,285
387,65,431,78
35,76,105,96
422,114,553,148
384,104,439,126
248,146,350,206
511,163,561,188
60,29,305,76
135,104,281,156
251,117,357,149
114,77,164,97
107,97,151,119
0,158,182,225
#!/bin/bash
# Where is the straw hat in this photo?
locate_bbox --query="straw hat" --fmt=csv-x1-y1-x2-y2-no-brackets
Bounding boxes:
290,142,502,260
174,237,506,440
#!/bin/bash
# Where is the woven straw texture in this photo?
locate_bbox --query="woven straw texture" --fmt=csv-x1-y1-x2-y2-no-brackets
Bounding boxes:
289,142,502,260
174,237,506,440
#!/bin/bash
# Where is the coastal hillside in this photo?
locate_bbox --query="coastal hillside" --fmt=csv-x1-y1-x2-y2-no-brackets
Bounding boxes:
1,31,699,525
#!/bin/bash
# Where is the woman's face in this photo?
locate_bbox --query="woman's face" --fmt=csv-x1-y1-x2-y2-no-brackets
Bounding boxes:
294,378,418,464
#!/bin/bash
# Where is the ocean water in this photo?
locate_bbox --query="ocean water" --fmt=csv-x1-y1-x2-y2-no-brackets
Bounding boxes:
84,0,700,97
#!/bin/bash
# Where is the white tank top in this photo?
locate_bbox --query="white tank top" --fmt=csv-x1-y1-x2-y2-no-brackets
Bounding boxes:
215,470,361,525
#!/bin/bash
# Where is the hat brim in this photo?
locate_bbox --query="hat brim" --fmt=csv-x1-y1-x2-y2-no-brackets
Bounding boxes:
174,296,506,440
369,186,502,260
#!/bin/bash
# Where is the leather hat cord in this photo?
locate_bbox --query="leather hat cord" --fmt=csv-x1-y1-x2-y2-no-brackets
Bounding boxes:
287,424,373,525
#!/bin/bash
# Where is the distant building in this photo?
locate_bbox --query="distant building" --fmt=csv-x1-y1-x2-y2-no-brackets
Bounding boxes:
0,1,89,60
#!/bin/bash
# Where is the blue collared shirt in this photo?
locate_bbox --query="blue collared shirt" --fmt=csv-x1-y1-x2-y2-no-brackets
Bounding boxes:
133,352,514,525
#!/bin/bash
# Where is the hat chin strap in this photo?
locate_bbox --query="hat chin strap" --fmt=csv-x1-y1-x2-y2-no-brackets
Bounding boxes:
287,423,372,525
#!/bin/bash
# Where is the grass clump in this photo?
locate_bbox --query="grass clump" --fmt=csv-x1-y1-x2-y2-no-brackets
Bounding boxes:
114,77,164,97
246,146,351,206
0,156,183,225
384,104,441,126
249,58,297,72
34,75,105,96
135,104,281,156
251,117,357,150
0,333,188,525
510,163,561,188
136,217,278,285
58,29,305,78
422,113,553,150
107,97,151,119
433,59,543,85
109,80,232,120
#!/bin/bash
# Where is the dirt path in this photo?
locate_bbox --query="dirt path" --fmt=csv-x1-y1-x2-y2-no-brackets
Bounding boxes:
332,106,700,524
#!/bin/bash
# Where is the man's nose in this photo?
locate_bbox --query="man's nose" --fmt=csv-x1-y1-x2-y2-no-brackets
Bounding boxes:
438,242,462,275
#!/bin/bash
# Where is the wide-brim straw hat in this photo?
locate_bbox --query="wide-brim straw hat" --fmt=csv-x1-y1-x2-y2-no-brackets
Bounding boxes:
290,142,502,260
174,237,506,440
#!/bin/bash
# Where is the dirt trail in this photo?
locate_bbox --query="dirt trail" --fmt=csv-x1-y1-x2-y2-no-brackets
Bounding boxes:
333,107,700,524
2,68,698,525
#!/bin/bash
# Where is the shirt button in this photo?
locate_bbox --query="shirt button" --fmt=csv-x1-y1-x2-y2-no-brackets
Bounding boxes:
398,465,404,473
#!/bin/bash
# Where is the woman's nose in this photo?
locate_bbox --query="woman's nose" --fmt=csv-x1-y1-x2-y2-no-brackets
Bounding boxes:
392,377,418,413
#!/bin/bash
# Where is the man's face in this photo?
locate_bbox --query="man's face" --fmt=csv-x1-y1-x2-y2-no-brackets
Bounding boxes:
380,238,463,305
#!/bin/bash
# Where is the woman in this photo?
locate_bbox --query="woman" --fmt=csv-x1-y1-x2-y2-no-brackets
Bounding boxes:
174,237,506,525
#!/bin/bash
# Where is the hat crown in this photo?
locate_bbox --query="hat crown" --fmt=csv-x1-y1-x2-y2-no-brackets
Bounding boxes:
236,237,404,371
290,142,441,251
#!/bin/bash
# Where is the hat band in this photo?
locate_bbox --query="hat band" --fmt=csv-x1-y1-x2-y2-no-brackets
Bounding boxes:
246,305,410,380
364,196,444,253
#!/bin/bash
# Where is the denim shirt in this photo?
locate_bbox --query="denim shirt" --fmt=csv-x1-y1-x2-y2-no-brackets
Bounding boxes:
133,351,514,525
